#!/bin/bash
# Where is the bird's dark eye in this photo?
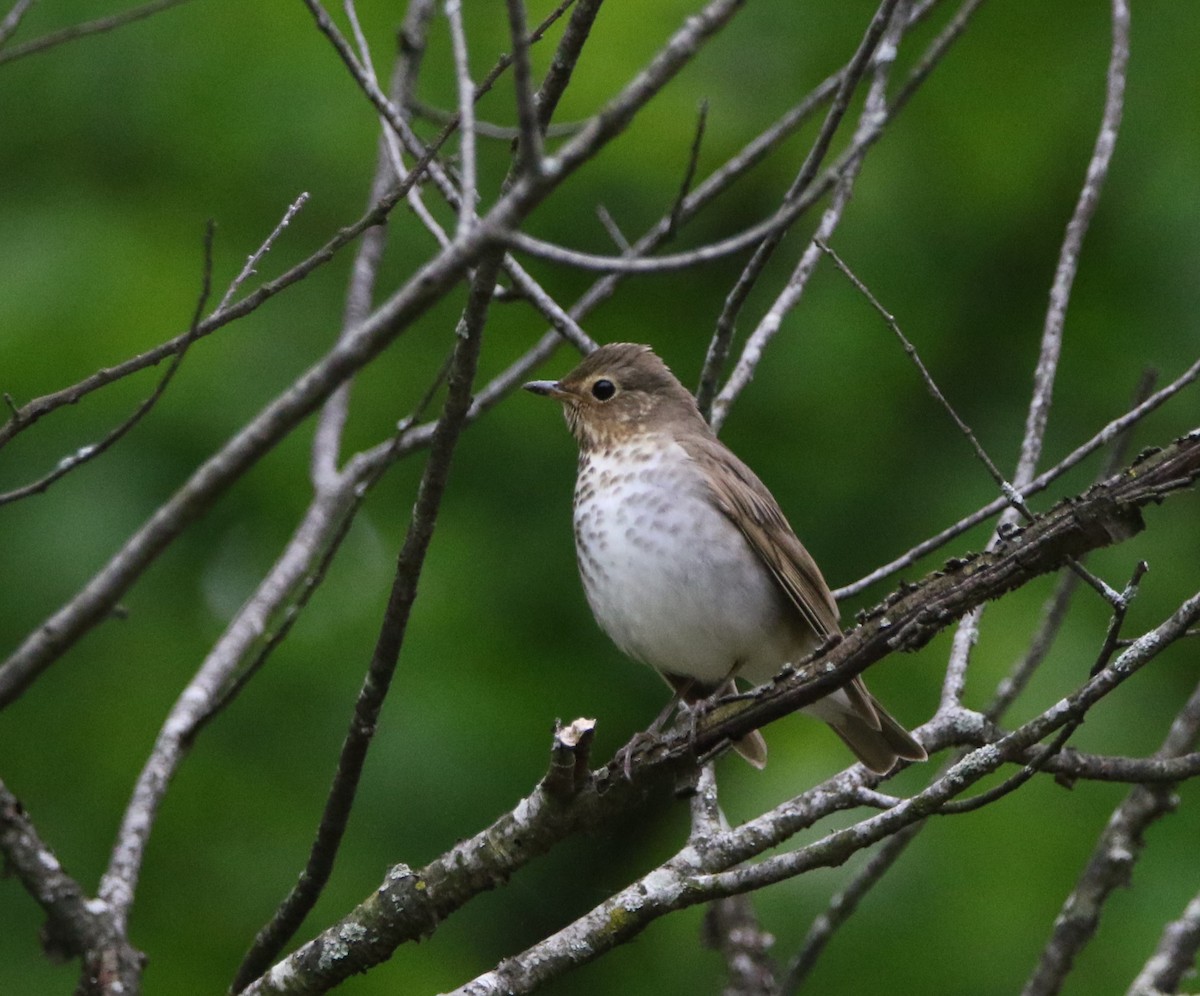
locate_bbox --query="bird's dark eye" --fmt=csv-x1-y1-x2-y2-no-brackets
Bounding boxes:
591,379,616,401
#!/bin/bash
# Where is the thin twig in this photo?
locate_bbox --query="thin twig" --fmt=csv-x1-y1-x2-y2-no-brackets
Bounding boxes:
217,193,310,312
595,204,630,251
311,144,390,484
833,354,1200,601
505,0,544,176
667,99,708,236
780,824,922,993
1022,669,1200,996
533,0,601,132
1006,0,1130,523
231,253,501,992
444,0,477,234
1128,892,1200,996
0,181,404,451
0,222,216,506
815,239,1020,502
505,259,598,352
405,97,583,139
699,0,904,418
0,0,193,66
0,0,37,48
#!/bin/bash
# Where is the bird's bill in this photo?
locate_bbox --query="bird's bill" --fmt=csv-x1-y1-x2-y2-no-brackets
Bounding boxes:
523,379,571,400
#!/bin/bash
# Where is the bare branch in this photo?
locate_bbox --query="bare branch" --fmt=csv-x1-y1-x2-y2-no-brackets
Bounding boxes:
231,255,501,992
444,0,478,233
702,894,778,996
781,824,922,993
1,777,92,961
595,203,630,251
239,433,1200,995
406,96,585,139
0,220,216,506
834,354,1200,600
0,779,143,995
1008,0,1130,510
1022,671,1200,996
0,184,403,451
504,259,598,352
666,99,708,237
1128,892,1200,996
505,0,544,176
815,238,1018,501
0,0,37,49
217,193,311,311
396,0,437,111
1032,749,1200,785
0,0,193,66
700,0,903,420
533,0,602,132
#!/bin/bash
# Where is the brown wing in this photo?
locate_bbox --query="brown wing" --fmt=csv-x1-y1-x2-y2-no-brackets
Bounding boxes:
679,434,840,641
678,433,930,770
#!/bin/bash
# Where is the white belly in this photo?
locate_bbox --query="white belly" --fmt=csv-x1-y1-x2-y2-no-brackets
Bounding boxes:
573,439,813,687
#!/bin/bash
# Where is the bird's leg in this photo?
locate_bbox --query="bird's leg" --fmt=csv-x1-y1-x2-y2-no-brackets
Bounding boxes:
652,674,696,731
616,675,696,780
653,670,737,763
680,678,734,747
680,664,769,769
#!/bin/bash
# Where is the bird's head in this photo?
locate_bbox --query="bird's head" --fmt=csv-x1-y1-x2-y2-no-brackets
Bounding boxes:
524,343,704,450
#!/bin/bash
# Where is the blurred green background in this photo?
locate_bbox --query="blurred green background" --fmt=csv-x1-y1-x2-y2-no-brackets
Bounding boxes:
2,1,1198,993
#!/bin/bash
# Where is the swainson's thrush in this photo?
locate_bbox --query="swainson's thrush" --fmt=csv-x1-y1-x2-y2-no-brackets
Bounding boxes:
525,342,926,772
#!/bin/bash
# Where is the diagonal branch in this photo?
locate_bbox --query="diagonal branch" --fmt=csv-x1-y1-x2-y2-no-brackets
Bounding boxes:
0,0,749,711
504,0,544,176
0,779,143,995
0,221,216,506
0,0,192,66
1128,892,1200,996
0,0,37,49
1022,674,1200,996
699,0,904,419
239,428,1199,995
0,188,397,452
230,252,503,993
446,589,1200,996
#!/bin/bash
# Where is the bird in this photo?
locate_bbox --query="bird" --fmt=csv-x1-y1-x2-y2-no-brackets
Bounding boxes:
524,342,926,772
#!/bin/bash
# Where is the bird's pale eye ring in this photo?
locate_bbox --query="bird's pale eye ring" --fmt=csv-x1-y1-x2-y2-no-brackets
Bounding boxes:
591,378,616,401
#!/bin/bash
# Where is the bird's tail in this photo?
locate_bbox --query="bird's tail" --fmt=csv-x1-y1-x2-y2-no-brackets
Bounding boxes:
733,729,768,768
806,678,927,774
